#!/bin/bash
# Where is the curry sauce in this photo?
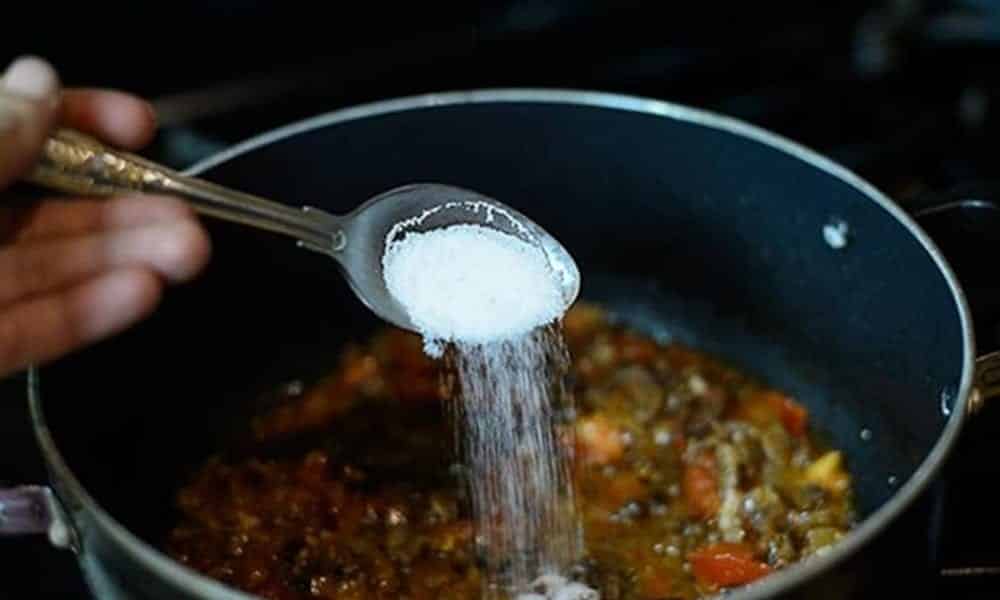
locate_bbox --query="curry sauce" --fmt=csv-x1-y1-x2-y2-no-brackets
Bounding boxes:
165,303,855,599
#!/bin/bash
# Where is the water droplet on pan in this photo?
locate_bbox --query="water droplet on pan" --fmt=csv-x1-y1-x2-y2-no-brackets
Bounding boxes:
823,218,850,249
940,387,955,417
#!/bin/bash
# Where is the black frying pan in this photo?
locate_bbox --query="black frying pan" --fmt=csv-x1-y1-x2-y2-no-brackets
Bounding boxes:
2,90,993,599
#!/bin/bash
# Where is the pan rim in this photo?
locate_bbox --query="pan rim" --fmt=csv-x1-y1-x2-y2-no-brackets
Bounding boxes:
29,87,975,600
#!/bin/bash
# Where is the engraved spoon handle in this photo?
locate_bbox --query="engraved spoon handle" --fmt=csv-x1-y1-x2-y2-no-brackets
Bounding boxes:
22,128,342,255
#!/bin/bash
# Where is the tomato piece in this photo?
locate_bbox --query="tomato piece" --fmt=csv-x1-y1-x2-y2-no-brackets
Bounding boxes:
768,393,808,437
738,390,809,437
689,543,772,587
682,454,720,519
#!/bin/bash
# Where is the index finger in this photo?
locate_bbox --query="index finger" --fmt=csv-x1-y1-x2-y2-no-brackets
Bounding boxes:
0,267,162,375
61,89,157,150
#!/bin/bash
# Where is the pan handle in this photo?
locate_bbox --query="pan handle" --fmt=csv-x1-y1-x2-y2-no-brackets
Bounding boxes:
905,181,1000,272
969,351,1000,414
906,182,1000,261
0,485,76,549
907,182,1000,415
905,180,1000,220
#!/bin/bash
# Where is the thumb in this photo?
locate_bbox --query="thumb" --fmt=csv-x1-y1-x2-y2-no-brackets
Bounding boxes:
0,56,60,189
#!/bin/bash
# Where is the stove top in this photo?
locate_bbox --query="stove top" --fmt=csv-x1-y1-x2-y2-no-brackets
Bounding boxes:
2,2,999,598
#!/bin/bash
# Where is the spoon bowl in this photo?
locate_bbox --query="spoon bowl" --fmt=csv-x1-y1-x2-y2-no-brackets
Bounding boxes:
339,183,580,331
24,130,581,333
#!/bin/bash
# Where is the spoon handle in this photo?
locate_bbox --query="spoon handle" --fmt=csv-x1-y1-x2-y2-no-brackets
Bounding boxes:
23,129,343,256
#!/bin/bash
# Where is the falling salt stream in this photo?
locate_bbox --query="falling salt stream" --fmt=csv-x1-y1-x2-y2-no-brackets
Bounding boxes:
383,223,597,600
445,326,582,598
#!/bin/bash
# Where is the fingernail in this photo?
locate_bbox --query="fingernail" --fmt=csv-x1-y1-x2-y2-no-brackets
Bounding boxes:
2,56,58,101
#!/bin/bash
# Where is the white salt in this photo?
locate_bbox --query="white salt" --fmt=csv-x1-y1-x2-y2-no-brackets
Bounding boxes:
382,223,565,354
518,573,599,600
552,583,600,600
381,220,597,599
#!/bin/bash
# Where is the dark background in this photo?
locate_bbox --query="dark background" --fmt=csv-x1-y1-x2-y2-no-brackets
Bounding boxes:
2,1,1000,598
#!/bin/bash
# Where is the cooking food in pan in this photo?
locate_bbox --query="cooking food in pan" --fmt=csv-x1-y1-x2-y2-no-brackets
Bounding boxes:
165,303,855,600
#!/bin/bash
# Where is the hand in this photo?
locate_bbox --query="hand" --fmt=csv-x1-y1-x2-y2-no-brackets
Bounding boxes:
0,56,211,378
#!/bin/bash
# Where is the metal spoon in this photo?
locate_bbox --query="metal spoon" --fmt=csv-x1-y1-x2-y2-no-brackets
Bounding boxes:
22,128,581,332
